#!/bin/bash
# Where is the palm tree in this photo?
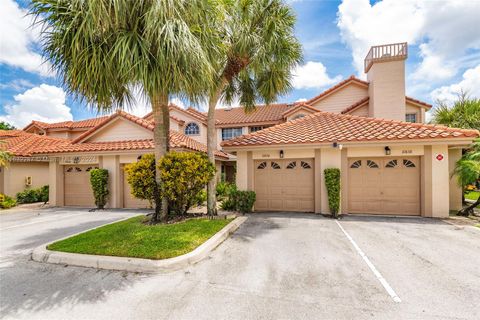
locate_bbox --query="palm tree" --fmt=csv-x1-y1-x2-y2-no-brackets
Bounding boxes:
30,0,220,222
453,139,480,216
432,92,480,129
205,0,302,215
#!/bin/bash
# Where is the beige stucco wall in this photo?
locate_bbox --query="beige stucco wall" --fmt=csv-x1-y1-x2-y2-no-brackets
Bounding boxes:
47,131,70,139
86,118,152,142
349,104,369,117
367,60,406,121
405,102,425,123
422,145,450,218
347,145,424,157
448,148,463,211
310,83,368,113
2,162,49,197
101,155,122,208
48,159,64,206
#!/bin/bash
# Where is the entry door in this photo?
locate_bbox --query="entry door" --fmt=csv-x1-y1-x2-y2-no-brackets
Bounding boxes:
254,159,314,212
64,165,96,207
348,157,420,215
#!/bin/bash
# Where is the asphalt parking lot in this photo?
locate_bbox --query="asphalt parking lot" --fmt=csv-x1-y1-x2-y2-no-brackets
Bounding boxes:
1,209,479,319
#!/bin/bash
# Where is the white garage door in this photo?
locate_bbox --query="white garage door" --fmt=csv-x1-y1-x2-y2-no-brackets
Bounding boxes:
254,159,314,212
64,165,96,207
348,157,420,215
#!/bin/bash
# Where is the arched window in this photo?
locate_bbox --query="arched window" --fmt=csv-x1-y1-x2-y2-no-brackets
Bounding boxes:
185,123,200,135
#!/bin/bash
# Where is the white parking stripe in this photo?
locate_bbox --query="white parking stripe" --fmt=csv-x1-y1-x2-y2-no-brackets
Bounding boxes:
335,220,402,303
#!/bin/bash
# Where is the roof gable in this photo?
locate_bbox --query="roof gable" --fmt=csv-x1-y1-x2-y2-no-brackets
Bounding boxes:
306,75,369,105
282,103,320,119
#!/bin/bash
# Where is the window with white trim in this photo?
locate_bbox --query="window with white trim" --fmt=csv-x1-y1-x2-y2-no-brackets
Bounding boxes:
184,122,200,135
221,127,243,140
249,126,264,133
405,113,417,123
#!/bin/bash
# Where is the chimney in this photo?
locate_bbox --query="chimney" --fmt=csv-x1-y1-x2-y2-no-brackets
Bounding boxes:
365,42,407,121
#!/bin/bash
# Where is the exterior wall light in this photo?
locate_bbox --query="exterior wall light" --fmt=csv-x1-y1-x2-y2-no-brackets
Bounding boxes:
333,142,343,150
279,150,284,158
333,142,338,148
385,146,391,155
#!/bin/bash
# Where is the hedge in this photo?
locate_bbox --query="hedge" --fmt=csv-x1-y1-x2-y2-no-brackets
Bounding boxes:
324,168,341,218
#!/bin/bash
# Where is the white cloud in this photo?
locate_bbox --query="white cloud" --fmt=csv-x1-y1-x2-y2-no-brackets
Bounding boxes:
295,98,307,103
430,64,480,104
0,0,51,76
0,84,73,128
292,61,342,89
0,79,35,91
337,0,480,82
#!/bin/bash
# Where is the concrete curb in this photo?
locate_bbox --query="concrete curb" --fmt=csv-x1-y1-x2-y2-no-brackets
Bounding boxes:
31,216,247,273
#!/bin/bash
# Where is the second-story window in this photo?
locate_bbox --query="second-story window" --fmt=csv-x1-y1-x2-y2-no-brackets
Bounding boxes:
185,122,200,135
249,126,264,133
222,127,243,141
405,113,417,123
292,114,306,120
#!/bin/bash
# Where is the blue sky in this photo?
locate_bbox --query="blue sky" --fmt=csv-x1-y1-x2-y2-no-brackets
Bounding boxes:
1,0,479,128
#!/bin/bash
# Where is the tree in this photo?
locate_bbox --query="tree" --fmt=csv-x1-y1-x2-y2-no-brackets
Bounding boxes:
0,122,15,130
31,0,220,222
452,139,480,216
204,0,302,215
158,152,215,216
432,92,480,129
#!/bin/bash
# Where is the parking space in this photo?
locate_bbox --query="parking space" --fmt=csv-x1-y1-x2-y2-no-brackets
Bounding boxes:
0,210,479,319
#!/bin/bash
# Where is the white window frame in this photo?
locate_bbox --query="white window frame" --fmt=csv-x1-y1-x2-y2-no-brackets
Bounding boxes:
221,127,243,141
405,113,417,123
184,122,200,136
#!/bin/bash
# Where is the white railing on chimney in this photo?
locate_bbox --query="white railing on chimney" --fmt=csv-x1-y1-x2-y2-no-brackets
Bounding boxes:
364,42,408,73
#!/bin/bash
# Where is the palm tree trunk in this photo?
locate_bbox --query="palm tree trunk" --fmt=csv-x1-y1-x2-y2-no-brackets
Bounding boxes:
206,80,227,216
458,195,480,216
151,94,170,223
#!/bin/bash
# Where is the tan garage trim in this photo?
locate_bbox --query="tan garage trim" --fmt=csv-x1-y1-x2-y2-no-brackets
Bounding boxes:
254,159,314,212
64,165,95,207
348,157,420,215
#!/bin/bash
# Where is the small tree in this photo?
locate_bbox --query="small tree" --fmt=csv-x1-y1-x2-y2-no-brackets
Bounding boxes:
89,168,109,209
453,139,480,216
0,122,15,130
158,152,215,216
124,154,157,208
324,168,341,218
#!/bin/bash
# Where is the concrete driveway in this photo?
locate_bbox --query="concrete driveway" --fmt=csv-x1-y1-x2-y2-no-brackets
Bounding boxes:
1,210,479,320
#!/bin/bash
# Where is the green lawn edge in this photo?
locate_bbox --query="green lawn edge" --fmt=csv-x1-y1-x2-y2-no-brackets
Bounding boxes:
47,216,233,260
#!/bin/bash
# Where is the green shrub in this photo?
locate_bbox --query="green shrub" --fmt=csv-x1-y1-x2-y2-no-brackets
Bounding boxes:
158,152,215,216
0,193,16,209
324,168,341,218
124,154,157,206
220,185,256,213
193,189,207,206
16,189,38,203
16,185,49,204
89,168,109,209
235,191,256,213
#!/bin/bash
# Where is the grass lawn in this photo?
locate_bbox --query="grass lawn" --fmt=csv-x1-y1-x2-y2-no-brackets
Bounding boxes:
48,216,233,260
465,191,479,201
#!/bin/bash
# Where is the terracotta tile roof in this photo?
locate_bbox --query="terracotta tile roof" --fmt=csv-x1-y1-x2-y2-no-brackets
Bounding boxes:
214,103,295,125
341,97,370,114
23,116,109,131
36,131,229,159
282,102,320,118
0,130,70,157
34,111,229,159
306,75,369,105
221,110,479,147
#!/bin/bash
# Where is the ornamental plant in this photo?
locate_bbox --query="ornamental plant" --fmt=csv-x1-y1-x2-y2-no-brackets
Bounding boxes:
124,154,158,208
157,152,215,216
324,168,341,218
16,185,49,204
89,168,109,209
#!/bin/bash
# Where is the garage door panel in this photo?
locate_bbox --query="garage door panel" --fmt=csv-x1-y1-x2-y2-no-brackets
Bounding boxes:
348,157,420,216
64,165,95,207
254,159,314,212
